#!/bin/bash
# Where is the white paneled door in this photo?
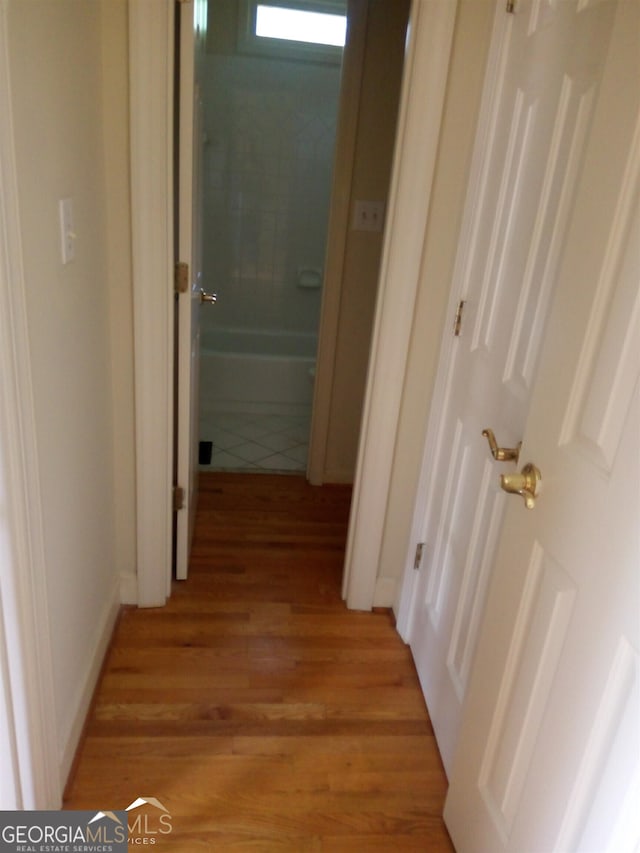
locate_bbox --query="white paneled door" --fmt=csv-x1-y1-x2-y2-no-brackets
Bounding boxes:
444,0,640,849
406,0,619,776
176,0,208,581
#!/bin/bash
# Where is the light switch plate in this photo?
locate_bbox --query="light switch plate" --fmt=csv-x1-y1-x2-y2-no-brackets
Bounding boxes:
352,199,385,232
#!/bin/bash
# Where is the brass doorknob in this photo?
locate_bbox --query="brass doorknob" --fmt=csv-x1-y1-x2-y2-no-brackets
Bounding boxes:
500,463,541,510
200,289,217,304
482,428,521,462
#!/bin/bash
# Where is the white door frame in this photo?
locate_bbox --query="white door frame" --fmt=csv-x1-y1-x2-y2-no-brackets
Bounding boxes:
0,1,60,807
130,0,459,612
128,0,175,608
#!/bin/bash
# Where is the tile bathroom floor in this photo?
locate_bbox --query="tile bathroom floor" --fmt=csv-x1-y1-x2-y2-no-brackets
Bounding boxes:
200,410,310,472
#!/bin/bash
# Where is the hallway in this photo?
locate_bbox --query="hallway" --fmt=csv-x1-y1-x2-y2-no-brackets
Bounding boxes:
64,473,453,850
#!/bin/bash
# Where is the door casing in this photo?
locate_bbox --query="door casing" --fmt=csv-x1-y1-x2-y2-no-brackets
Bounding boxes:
129,0,174,608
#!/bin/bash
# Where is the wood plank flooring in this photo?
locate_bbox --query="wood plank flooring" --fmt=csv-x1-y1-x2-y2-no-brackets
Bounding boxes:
65,472,453,851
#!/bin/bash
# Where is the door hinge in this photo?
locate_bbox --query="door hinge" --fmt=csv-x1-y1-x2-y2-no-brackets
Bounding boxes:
173,485,185,512
175,261,189,294
413,542,425,571
506,0,516,12
453,300,466,337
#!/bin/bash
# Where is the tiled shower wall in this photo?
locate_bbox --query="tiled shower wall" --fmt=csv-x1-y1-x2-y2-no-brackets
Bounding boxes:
200,53,341,340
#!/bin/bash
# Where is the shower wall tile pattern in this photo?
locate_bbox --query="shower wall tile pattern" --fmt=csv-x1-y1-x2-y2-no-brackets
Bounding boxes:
201,54,341,338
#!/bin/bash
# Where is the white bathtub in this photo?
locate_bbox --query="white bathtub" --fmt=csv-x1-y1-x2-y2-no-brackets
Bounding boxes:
199,327,317,416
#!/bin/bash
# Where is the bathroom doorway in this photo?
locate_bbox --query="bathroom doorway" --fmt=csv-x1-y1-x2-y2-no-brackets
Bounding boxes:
198,0,346,473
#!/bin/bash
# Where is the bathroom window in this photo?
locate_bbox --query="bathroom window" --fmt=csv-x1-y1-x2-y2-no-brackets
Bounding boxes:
255,4,346,47
238,0,347,63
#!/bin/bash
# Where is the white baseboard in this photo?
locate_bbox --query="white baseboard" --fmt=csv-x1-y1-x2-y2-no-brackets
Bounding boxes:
320,468,354,485
119,570,138,605
374,577,397,609
58,581,120,789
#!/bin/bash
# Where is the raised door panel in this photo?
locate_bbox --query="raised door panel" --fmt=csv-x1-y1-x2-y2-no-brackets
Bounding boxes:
478,543,577,839
555,638,640,851
560,146,640,473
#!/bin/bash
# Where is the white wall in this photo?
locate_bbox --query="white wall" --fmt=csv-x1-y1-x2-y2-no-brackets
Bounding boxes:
6,0,124,784
321,0,410,482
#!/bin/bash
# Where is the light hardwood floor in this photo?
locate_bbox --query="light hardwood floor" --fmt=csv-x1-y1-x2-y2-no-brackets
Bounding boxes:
65,472,454,851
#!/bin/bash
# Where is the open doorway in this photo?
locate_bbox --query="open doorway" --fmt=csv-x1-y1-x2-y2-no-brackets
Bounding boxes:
128,0,412,604
198,0,347,473
196,0,410,480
